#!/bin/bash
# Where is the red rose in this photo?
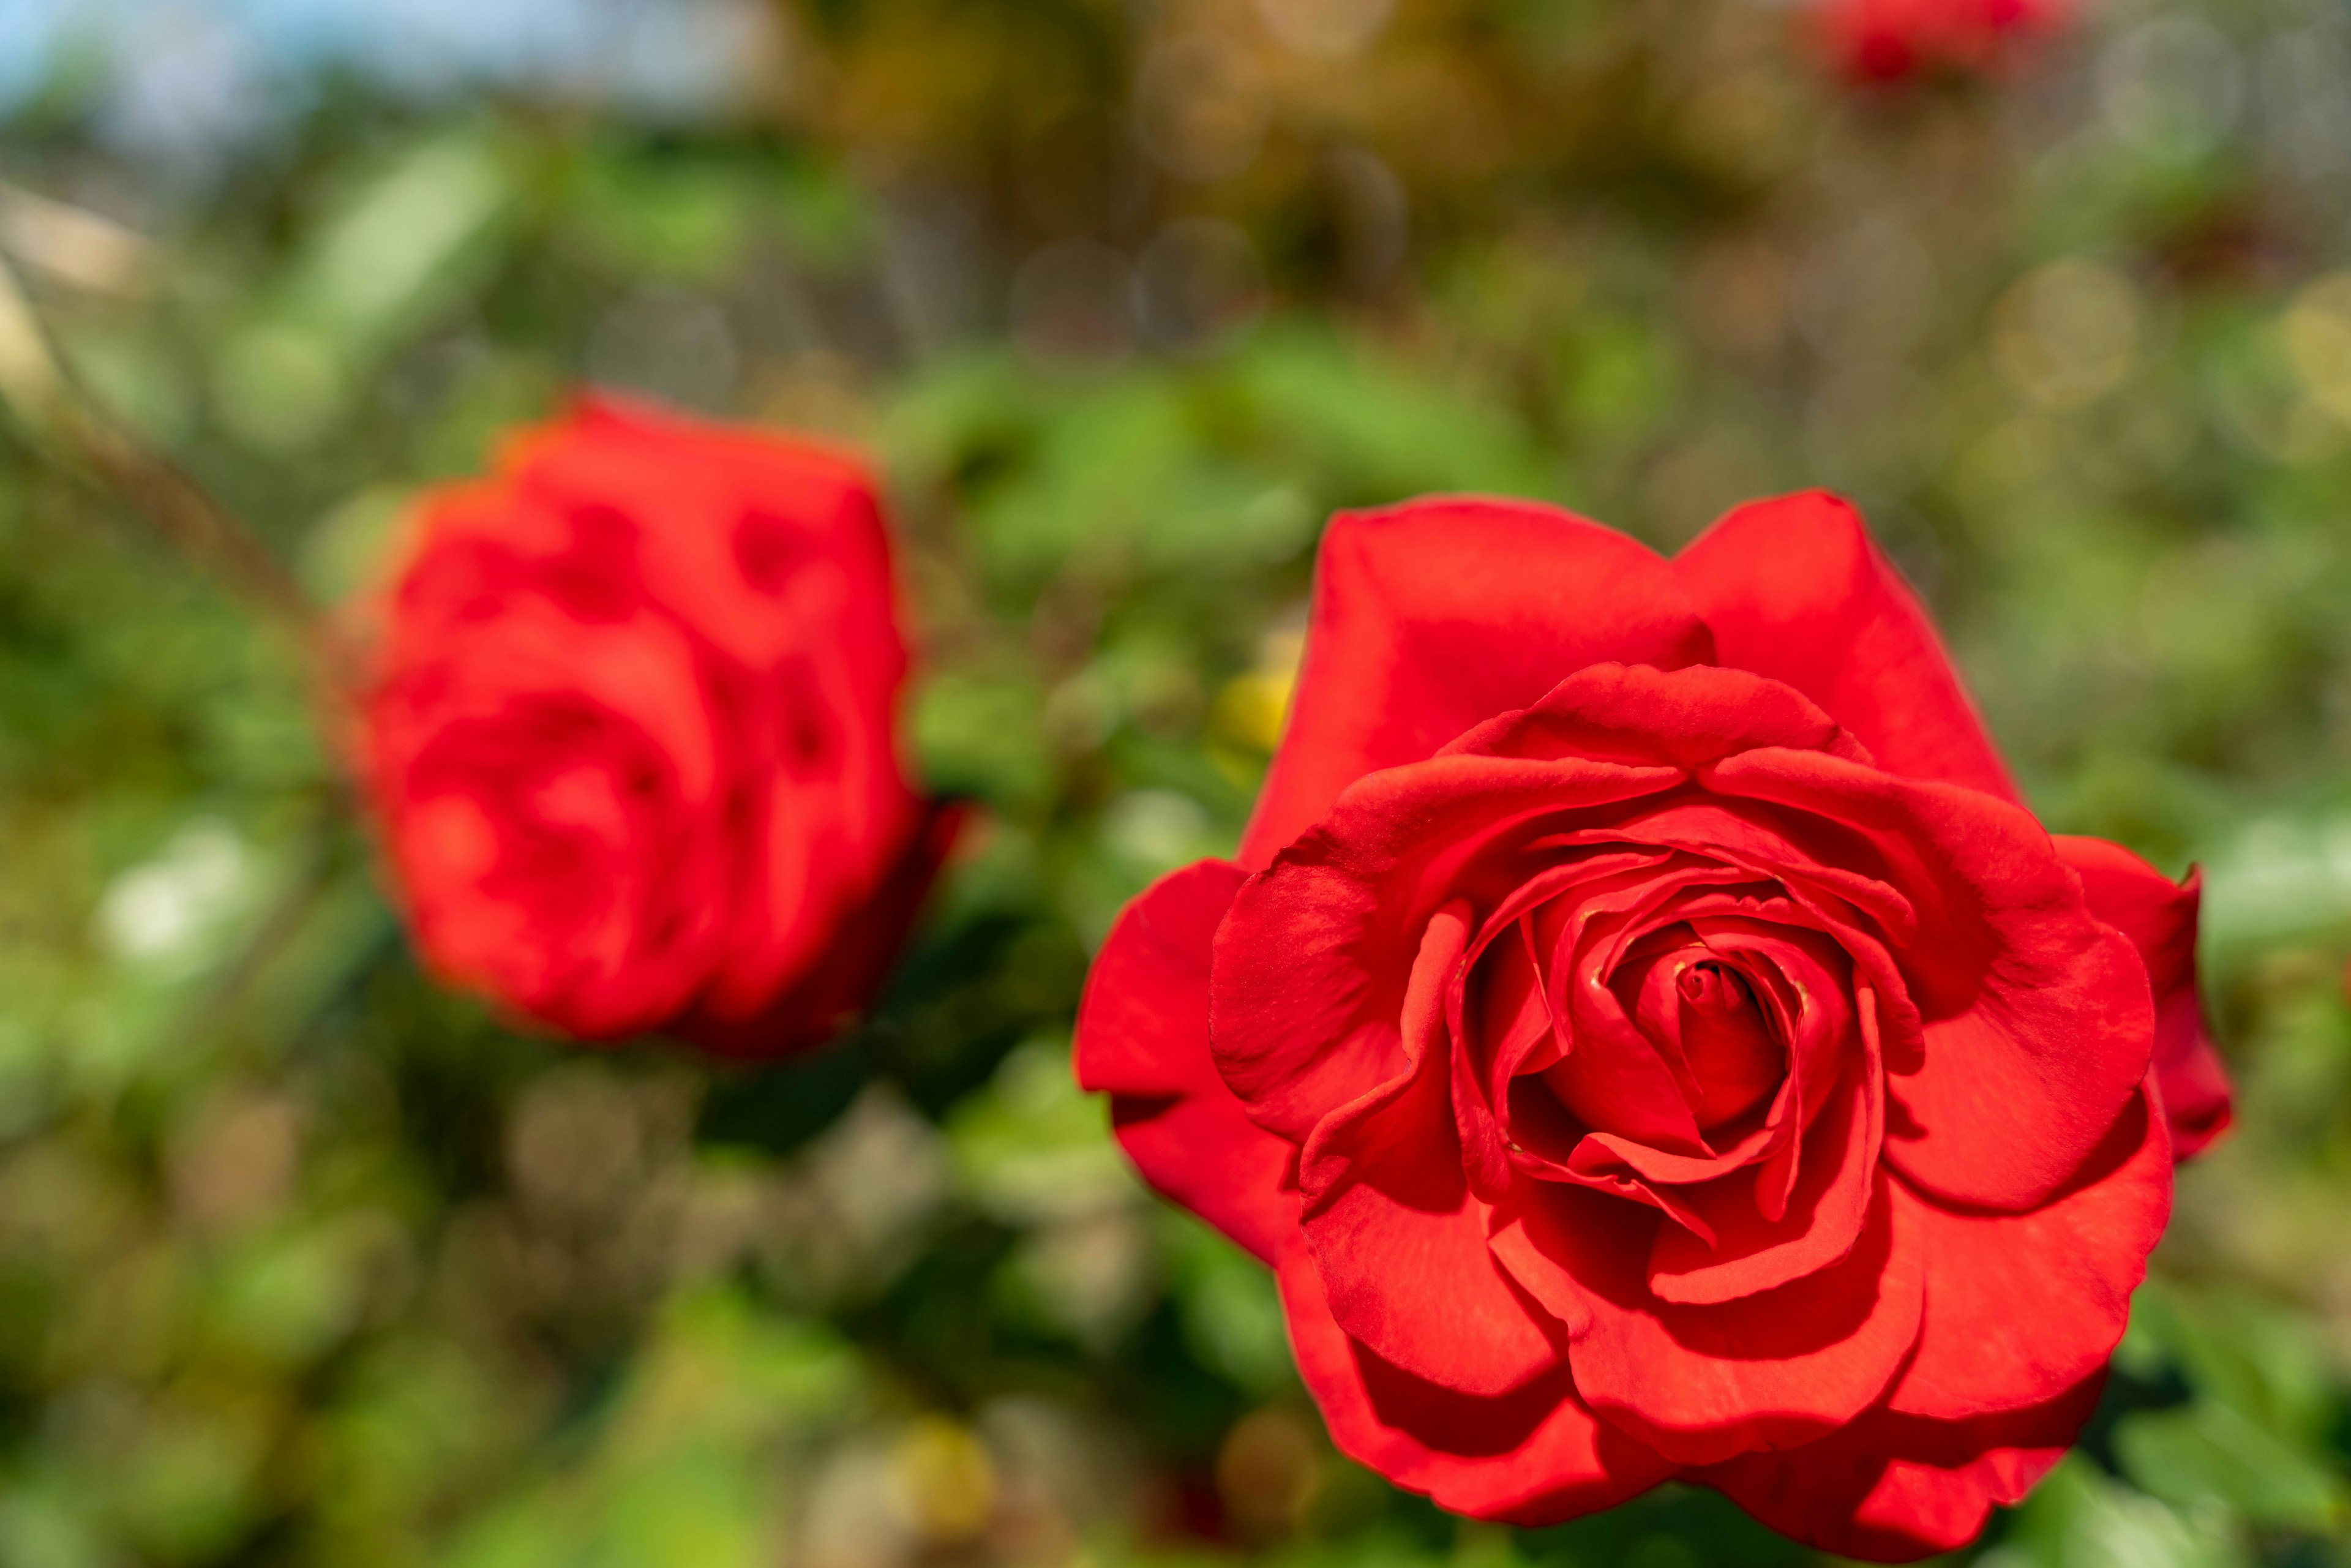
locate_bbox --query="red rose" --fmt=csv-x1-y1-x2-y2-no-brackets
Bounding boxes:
362,396,954,1052
1075,492,2229,1559
1814,0,2061,83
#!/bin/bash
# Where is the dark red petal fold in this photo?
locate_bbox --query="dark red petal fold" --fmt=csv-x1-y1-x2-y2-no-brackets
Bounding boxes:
1238,499,1712,867
2055,836,2233,1160
1279,1242,1676,1523
1703,1374,2105,1561
1674,492,2020,804
1074,860,1299,1264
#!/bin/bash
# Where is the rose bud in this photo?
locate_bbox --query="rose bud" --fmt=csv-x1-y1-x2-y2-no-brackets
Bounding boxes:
361,396,956,1054
1074,492,2229,1560
1814,0,2062,84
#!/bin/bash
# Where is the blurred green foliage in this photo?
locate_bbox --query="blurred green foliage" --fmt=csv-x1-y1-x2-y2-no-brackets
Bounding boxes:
5,0,2351,1564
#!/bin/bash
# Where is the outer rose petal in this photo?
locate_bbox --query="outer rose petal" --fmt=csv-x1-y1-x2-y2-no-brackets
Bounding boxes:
1887,1082,2169,1422
1079,860,1251,1098
1703,1375,2104,1561
1674,492,2022,804
1238,498,1712,868
2055,836,2233,1159
1278,1242,1675,1523
1112,1095,1297,1269
1074,860,1299,1264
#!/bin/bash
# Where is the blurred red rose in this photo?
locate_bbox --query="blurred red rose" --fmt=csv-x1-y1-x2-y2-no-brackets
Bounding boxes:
1816,0,2061,83
362,396,954,1052
1074,492,2229,1560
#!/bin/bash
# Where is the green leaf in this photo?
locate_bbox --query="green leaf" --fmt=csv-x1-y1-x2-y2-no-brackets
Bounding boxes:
2114,1400,2341,1531
1997,1454,2244,1568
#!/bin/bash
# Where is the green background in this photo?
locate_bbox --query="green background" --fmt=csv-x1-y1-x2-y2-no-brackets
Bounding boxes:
0,0,2348,1562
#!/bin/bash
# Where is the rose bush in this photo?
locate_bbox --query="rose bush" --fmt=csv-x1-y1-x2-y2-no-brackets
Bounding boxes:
362,397,953,1052
1074,492,2230,1559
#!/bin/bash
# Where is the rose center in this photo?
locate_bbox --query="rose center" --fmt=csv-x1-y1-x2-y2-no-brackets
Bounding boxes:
1537,934,1788,1147
1670,959,1782,1134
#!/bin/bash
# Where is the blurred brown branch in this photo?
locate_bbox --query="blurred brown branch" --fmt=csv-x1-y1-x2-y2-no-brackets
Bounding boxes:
0,247,356,700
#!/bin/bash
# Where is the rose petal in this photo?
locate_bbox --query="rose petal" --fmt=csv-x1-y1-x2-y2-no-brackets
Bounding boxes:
385,683,727,1037
1542,876,1722,1155
1630,948,1781,1133
1886,1082,2169,1420
1450,962,1528,1203
2055,835,2233,1160
1548,801,1923,955
1111,1093,1299,1269
1294,906,1564,1395
1444,662,1873,772
1237,498,1713,868
1683,912,1859,1142
1567,1117,1785,1193
1673,491,2022,803
1074,860,1300,1264
1556,1134,1725,1244
1702,1375,2104,1561
1488,1186,1613,1336
1534,811,1932,1083
1215,754,1678,1144
1279,1240,1676,1523
684,798,967,1056
1531,1172,1924,1465
519,393,904,681
1702,750,2153,1210
1646,1051,1881,1305
1451,852,1679,1198
1079,860,1250,1097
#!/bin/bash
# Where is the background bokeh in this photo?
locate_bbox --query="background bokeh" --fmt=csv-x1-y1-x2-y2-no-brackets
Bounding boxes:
0,0,2349,1562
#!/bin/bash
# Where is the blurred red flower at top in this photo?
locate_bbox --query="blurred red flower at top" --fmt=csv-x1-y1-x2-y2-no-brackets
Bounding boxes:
361,396,954,1053
1074,490,2229,1560
1817,0,2063,83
